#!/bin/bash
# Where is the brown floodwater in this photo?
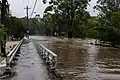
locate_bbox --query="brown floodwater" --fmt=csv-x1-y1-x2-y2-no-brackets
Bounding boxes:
31,36,120,80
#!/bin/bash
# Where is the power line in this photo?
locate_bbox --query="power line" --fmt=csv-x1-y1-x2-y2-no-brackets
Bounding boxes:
29,0,35,9
30,0,38,17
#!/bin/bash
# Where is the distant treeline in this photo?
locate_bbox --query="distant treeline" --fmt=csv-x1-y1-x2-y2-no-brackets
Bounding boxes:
40,0,120,45
3,0,120,45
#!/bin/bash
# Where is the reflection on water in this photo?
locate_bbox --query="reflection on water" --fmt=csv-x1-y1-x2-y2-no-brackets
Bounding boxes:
31,36,120,80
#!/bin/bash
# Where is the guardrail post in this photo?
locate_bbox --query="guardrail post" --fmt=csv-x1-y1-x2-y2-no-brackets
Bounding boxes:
39,47,42,54
38,46,41,54
43,50,47,60
41,48,44,57
6,56,9,67
46,52,50,65
4,55,11,75
51,56,57,70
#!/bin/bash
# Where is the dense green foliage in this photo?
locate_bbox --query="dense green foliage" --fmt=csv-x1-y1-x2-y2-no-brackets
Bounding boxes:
8,17,26,39
94,0,120,44
43,0,91,38
1,0,120,45
6,17,45,39
0,23,5,43
29,18,46,35
40,0,120,44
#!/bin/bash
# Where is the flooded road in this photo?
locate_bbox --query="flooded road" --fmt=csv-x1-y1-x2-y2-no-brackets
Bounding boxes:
31,36,120,80
1,39,50,80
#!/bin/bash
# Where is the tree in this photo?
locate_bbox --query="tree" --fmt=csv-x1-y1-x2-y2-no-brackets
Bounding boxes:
9,17,26,39
86,17,99,38
0,23,5,43
44,0,91,38
94,0,120,44
0,23,5,56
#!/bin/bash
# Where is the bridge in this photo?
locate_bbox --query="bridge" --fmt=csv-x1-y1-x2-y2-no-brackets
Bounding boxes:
0,36,120,80
0,36,60,80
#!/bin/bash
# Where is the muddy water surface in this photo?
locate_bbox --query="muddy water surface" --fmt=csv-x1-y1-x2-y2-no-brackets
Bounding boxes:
31,36,120,80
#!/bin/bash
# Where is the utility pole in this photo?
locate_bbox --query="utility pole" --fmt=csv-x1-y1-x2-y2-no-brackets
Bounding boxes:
1,0,7,24
25,6,29,27
24,6,30,39
1,0,8,56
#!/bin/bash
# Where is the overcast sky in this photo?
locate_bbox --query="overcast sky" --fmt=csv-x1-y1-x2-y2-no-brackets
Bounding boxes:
8,0,98,18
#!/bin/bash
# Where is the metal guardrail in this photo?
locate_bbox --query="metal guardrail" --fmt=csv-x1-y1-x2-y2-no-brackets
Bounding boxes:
6,39,23,65
32,39,57,70
0,39,23,68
